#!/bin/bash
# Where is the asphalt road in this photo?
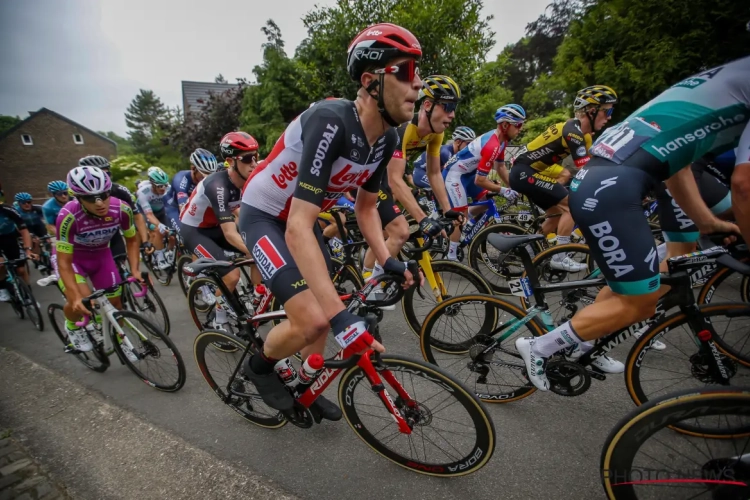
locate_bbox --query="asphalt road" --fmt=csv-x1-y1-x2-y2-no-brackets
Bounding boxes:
0,268,660,500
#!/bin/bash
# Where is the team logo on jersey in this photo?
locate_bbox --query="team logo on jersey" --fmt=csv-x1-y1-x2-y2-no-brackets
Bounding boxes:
253,236,287,281
350,149,360,161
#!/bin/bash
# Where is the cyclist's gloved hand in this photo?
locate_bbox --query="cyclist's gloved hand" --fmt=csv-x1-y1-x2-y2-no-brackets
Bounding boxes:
500,187,519,201
330,309,385,353
382,257,418,288
141,242,155,255
157,223,169,235
419,217,442,238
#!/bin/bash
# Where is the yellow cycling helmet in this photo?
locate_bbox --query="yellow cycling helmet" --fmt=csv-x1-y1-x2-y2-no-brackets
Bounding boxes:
574,85,618,110
419,75,462,102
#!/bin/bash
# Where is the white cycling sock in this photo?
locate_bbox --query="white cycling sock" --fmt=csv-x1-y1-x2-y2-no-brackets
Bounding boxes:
371,263,384,279
657,242,667,262
531,321,584,357
156,249,165,260
448,241,458,259
556,235,571,245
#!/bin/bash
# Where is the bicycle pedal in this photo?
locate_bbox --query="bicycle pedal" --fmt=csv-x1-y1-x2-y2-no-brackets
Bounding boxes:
586,366,607,380
64,346,81,354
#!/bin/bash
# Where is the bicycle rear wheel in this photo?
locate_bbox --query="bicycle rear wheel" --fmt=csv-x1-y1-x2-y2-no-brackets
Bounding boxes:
110,310,185,391
338,354,495,476
48,303,108,372
193,330,287,429
601,387,750,500
176,254,194,297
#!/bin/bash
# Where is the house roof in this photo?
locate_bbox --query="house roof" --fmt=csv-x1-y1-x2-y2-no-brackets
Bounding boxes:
0,108,118,147
182,81,240,116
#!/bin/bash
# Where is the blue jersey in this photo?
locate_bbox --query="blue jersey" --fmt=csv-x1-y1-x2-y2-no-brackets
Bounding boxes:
0,204,25,236
413,144,454,189
42,197,65,226
12,202,44,229
164,170,196,210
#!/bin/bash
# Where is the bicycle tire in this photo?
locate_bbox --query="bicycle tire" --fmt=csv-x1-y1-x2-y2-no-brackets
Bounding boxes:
338,353,495,476
697,258,750,304
125,278,170,336
468,223,545,294
330,257,364,294
600,387,750,500
402,260,491,336
626,302,750,436
110,310,186,391
48,303,108,372
519,243,598,312
187,276,220,331
17,279,43,331
193,330,287,429
176,254,193,297
420,294,546,403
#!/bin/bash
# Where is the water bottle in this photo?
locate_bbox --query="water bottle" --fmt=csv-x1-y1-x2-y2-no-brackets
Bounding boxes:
328,237,344,260
251,284,266,311
295,354,325,394
546,233,557,246
274,358,300,388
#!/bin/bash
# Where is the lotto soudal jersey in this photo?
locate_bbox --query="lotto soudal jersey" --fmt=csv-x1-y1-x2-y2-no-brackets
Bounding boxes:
242,99,398,220
180,169,241,229
591,56,750,180
443,130,506,178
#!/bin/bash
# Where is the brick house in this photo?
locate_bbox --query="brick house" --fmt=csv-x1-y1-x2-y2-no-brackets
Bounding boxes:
0,108,117,202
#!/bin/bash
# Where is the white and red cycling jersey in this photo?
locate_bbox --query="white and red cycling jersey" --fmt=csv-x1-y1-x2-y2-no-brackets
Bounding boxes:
180,169,241,229
443,130,507,179
241,99,397,220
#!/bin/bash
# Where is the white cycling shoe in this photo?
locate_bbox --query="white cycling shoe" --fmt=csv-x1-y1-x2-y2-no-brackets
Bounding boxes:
515,337,550,391
566,344,625,373
634,331,667,350
65,327,93,352
550,255,588,272
0,289,11,302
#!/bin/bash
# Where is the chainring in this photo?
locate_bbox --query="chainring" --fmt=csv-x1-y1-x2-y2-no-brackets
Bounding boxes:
285,402,314,429
546,359,591,397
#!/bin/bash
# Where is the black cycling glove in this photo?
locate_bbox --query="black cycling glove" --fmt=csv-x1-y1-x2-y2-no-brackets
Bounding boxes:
418,217,442,238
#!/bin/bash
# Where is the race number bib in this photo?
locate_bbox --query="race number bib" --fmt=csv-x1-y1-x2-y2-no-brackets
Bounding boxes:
590,118,660,164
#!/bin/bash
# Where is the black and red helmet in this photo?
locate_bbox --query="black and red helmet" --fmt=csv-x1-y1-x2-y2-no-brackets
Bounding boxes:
347,23,422,82
219,131,259,158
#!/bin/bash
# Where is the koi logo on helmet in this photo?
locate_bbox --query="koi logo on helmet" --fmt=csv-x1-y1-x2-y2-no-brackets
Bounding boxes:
311,124,340,176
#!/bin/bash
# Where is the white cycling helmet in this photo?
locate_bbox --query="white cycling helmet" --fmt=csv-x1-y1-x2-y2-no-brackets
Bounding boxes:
451,126,476,142
190,148,220,175
67,166,112,196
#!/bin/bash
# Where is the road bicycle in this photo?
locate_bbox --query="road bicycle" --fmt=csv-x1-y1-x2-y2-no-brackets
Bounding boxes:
600,386,750,500
419,233,750,413
188,258,496,476
1,256,43,331
44,277,185,390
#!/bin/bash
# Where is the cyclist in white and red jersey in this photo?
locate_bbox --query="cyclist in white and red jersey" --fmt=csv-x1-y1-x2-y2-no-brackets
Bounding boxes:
238,23,422,418
180,131,260,330
442,105,523,260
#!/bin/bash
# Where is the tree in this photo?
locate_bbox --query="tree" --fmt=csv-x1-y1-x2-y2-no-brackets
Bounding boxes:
295,0,495,124
552,0,750,119
0,115,21,134
124,89,169,154
215,74,227,84
98,130,134,155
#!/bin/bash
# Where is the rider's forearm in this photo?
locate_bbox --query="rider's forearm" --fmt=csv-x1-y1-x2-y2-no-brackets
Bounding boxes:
125,236,141,276
46,224,56,236
58,254,80,301
495,163,510,187
426,170,452,213
19,229,32,252
476,175,501,192
390,176,426,221
356,205,391,267
134,214,149,242
145,213,160,227
286,223,345,319
731,164,750,240
220,224,250,256
665,166,716,230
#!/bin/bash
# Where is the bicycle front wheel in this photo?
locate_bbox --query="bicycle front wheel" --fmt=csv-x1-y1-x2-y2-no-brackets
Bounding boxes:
124,278,170,335
338,354,495,476
402,260,491,336
601,387,750,500
48,303,108,372
18,280,43,331
110,310,186,391
176,254,194,297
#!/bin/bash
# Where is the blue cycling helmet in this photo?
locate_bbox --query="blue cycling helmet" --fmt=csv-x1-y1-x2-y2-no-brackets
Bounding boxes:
48,180,68,194
14,192,32,202
495,104,526,124
451,126,476,141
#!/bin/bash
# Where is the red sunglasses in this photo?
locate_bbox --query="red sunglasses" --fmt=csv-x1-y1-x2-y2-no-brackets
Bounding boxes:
374,59,420,82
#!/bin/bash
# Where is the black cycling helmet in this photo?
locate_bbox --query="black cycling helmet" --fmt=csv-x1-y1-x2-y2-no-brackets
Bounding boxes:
419,75,461,102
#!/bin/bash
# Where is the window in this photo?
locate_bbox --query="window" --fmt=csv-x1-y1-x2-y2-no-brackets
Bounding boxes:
73,134,84,144
21,134,33,146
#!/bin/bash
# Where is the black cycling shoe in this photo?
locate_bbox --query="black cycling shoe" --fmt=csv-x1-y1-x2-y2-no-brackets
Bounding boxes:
310,395,343,422
241,358,294,411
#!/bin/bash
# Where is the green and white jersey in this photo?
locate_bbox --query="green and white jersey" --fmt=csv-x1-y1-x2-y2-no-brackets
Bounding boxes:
591,56,750,180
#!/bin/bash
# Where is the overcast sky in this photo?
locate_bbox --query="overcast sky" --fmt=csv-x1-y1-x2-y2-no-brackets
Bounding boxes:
0,0,550,136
